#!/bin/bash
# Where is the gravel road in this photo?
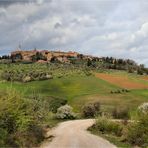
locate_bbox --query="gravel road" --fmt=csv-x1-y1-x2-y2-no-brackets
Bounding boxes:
41,119,117,148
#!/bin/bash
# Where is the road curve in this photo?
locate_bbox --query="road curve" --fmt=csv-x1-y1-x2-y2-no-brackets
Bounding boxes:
41,119,117,148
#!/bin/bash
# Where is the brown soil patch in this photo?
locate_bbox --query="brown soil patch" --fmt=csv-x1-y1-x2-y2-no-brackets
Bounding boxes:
142,76,148,81
95,73,148,89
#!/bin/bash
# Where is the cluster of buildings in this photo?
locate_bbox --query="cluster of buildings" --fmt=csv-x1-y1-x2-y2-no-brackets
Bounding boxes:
11,49,79,63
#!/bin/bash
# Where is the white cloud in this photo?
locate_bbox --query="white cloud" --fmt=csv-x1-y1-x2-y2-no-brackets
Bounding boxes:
0,0,148,66
136,22,148,37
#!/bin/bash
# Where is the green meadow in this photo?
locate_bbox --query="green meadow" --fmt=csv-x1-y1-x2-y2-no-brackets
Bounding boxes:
0,73,147,117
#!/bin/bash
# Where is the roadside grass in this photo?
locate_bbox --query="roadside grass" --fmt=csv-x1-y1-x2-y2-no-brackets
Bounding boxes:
89,114,148,148
42,112,61,128
89,127,131,148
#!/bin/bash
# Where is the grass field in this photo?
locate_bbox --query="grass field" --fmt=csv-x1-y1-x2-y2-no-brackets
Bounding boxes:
0,71,148,118
0,74,118,98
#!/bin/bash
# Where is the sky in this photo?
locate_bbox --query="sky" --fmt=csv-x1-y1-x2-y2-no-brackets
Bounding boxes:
0,0,148,66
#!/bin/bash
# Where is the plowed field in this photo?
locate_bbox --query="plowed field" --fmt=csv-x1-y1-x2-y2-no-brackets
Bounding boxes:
95,73,148,89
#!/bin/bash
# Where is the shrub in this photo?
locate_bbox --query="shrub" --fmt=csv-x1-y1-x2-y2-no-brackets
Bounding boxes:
82,102,100,118
121,89,125,92
101,111,112,118
95,117,123,136
82,104,95,117
0,89,45,147
0,128,8,146
11,124,44,147
128,67,134,73
138,102,148,114
93,102,100,112
137,68,144,75
117,90,121,93
1,68,53,82
45,74,53,79
22,76,31,82
125,89,130,92
126,114,148,147
85,71,92,76
112,107,129,119
56,105,76,119
110,91,113,94
49,98,67,113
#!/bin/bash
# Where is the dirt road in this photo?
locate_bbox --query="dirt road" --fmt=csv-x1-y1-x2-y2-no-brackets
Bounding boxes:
41,119,116,148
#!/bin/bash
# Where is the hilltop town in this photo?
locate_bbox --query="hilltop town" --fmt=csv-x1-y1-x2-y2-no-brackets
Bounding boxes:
0,49,147,75
0,49,136,65
11,49,80,63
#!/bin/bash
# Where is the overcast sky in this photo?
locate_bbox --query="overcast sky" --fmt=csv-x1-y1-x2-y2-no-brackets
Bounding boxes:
0,0,148,66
